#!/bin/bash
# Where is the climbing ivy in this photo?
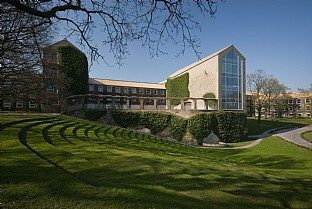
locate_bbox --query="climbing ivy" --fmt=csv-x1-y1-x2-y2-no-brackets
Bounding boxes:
58,46,89,95
203,92,216,108
165,73,190,106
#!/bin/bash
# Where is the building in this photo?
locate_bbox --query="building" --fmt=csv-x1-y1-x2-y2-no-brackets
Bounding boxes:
247,92,312,118
163,45,246,111
42,39,89,112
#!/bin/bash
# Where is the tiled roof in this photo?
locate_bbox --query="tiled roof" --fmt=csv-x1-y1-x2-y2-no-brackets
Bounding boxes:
89,78,166,89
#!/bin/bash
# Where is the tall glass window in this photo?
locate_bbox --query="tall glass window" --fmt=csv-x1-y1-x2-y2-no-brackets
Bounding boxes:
221,49,243,110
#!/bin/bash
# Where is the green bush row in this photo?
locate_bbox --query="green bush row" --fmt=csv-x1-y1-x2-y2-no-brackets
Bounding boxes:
111,110,247,143
165,73,190,106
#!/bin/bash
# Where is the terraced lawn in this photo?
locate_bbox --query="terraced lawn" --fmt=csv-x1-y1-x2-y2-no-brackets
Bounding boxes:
1,114,312,209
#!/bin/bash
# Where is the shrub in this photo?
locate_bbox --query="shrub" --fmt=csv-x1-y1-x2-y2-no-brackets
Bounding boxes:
169,116,188,141
188,112,217,145
140,112,171,134
215,111,248,142
85,110,107,121
111,111,140,128
165,73,190,106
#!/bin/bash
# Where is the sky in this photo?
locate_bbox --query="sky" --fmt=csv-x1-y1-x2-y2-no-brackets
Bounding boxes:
62,0,312,91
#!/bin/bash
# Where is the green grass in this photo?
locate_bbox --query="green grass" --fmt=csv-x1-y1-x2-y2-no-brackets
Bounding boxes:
247,117,312,135
301,131,312,143
1,114,312,209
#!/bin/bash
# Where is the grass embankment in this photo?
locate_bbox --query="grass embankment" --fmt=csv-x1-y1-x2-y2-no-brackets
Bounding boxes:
301,131,312,143
1,114,312,209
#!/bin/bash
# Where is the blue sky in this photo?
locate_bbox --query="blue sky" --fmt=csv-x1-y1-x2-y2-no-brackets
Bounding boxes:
63,0,312,91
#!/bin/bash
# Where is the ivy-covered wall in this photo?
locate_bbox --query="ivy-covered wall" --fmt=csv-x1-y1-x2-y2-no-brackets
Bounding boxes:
165,73,190,106
58,46,89,95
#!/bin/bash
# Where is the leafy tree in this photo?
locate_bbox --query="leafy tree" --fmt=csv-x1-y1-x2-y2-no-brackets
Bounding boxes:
2,0,225,65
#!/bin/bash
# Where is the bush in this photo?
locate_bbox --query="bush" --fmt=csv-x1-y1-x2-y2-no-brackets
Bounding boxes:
215,111,247,142
169,116,188,141
111,111,140,128
85,110,107,121
140,112,171,134
188,113,217,145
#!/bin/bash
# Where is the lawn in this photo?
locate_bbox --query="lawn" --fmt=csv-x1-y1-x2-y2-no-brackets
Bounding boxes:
247,117,312,135
301,131,312,143
1,114,312,209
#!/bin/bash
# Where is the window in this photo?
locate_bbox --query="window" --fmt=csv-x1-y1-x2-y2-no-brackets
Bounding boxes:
274,100,278,105
288,99,293,104
274,107,278,111
296,99,301,104
29,101,36,108
107,86,113,93
131,99,137,102
221,49,243,110
306,106,311,111
306,98,311,104
98,86,104,92
289,106,293,111
139,88,144,94
29,93,36,99
3,100,11,108
89,85,94,91
160,89,165,95
159,99,165,104
115,98,120,102
106,97,112,102
115,87,121,93
146,89,151,95
131,88,137,94
154,89,158,95
124,87,129,94
16,101,23,108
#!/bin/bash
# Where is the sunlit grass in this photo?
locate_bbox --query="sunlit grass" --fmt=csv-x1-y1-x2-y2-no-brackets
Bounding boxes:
301,131,312,143
1,114,311,209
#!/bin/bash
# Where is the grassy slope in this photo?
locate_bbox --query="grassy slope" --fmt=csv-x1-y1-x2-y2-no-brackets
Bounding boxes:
301,131,312,142
1,114,312,209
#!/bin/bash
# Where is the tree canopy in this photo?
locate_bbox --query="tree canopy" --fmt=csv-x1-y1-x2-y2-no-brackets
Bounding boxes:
1,0,224,65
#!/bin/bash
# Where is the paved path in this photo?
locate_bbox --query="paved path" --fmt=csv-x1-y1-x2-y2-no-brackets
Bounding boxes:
273,125,312,149
196,125,312,150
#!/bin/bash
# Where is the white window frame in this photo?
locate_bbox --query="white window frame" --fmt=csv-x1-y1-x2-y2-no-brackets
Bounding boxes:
296,99,301,104
131,88,137,94
306,105,311,111
16,101,23,108
3,100,11,108
89,85,95,91
153,89,158,95
160,90,165,96
115,87,121,93
98,85,104,92
306,98,311,104
124,87,129,94
29,101,36,109
288,99,293,104
139,88,144,94
107,86,113,93
146,89,151,95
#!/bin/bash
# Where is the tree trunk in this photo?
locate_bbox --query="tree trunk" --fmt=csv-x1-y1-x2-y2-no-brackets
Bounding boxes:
257,106,261,124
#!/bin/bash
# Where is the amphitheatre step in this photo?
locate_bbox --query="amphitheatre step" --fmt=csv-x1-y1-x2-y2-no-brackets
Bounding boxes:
0,117,56,130
42,121,72,146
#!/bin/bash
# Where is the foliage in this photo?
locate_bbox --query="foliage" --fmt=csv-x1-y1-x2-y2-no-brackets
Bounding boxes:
169,116,188,141
215,111,248,142
188,112,217,145
140,112,171,134
111,111,141,128
84,110,107,121
3,1,223,65
202,92,216,108
166,73,190,106
58,46,89,95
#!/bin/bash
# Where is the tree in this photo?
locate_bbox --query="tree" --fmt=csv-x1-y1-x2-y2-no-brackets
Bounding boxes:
247,69,267,123
247,69,288,123
262,76,289,118
1,0,225,65
0,3,53,75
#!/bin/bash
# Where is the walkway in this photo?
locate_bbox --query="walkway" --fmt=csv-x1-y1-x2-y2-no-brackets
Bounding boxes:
197,125,312,150
273,125,312,149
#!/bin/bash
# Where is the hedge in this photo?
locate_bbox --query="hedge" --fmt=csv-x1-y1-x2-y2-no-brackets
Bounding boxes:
111,110,248,144
165,73,190,106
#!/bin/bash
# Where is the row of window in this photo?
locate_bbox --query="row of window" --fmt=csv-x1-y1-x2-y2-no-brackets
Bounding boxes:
89,85,165,95
288,98,311,104
87,97,166,103
3,101,36,108
274,106,311,112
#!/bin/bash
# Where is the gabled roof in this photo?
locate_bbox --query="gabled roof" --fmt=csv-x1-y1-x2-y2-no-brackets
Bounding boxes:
43,39,81,52
89,78,166,89
167,45,245,79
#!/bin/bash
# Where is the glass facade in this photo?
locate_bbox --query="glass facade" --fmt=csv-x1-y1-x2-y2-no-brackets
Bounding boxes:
221,49,243,110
